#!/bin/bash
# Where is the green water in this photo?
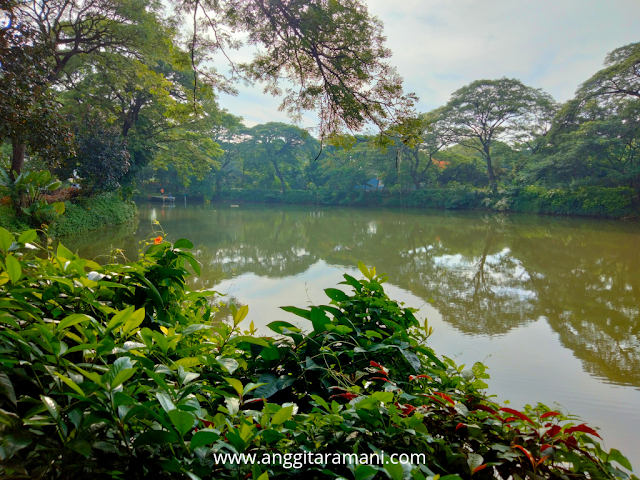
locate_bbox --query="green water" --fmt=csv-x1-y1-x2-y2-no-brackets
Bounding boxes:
65,201,640,465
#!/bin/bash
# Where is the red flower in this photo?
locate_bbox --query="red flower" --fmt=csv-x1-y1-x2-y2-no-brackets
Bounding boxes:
154,236,163,245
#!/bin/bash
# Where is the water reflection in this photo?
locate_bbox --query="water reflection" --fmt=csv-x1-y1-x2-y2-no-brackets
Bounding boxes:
68,203,640,389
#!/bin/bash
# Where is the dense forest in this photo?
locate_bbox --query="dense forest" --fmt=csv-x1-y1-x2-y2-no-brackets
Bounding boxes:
147,46,640,218
1,0,639,228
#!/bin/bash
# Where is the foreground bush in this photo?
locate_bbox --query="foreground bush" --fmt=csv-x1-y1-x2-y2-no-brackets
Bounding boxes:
0,229,635,479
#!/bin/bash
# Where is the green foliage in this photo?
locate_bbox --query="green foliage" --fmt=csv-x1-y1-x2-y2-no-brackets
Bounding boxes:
49,193,137,237
0,232,635,479
511,186,637,217
0,169,66,227
55,124,131,194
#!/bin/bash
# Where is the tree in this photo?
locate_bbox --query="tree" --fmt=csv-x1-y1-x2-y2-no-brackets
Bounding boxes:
245,123,317,193
440,78,556,193
176,0,416,138
389,110,456,190
3,0,169,176
533,99,640,191
0,3,73,177
55,123,131,193
210,113,246,197
576,42,640,102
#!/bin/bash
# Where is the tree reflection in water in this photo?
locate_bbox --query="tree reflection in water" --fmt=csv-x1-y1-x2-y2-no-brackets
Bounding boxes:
70,203,640,388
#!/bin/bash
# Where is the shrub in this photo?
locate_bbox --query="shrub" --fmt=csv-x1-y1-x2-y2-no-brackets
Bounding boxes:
49,192,136,237
0,230,635,479
512,186,637,217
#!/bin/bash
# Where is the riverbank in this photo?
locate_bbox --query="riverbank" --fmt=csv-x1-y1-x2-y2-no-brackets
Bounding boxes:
216,185,639,219
0,192,137,236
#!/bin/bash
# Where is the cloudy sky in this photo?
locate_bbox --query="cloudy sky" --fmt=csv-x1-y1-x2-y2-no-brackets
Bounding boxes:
215,0,640,128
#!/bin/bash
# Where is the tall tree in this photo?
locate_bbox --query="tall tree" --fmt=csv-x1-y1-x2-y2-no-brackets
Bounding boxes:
245,122,317,193
389,110,455,190
440,78,556,193
0,2,73,177
2,0,169,175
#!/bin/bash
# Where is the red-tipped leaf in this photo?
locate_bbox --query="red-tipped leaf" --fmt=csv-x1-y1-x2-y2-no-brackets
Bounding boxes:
473,464,488,474
540,411,561,419
513,445,535,466
475,404,498,415
434,392,455,405
564,423,602,439
500,407,534,424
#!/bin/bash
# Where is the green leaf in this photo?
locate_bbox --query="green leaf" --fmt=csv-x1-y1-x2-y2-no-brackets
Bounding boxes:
608,449,632,471
183,254,201,276
5,255,21,283
216,357,239,374
400,349,422,373
271,405,294,425
310,307,330,333
233,305,249,325
168,409,194,436
156,392,176,413
280,306,311,320
107,306,134,331
53,373,85,397
133,430,178,447
358,261,373,280
310,395,330,412
56,242,74,260
225,431,246,452
229,336,270,347
18,230,37,244
384,458,404,480
0,227,14,252
58,313,92,331
40,395,60,420
53,202,65,215
174,357,201,367
190,429,220,449
254,373,279,398
224,377,244,397
174,238,194,249
67,439,90,457
2,434,32,457
355,464,377,480
324,288,349,302
0,373,17,406
267,321,301,337
110,368,136,389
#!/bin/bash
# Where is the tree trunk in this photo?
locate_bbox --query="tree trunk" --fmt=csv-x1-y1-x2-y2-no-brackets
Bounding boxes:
216,174,221,198
10,138,26,180
273,161,285,194
484,145,497,194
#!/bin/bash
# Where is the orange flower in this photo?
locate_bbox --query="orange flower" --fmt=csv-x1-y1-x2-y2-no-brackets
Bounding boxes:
154,236,163,245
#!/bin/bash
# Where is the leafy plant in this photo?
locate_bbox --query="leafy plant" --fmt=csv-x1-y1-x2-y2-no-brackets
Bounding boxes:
0,168,65,227
0,232,635,479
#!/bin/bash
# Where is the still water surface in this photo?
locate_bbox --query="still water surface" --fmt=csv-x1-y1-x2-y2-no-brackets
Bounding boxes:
65,202,640,465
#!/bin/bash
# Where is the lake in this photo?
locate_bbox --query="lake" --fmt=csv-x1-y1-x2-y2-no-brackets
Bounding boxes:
63,201,640,466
